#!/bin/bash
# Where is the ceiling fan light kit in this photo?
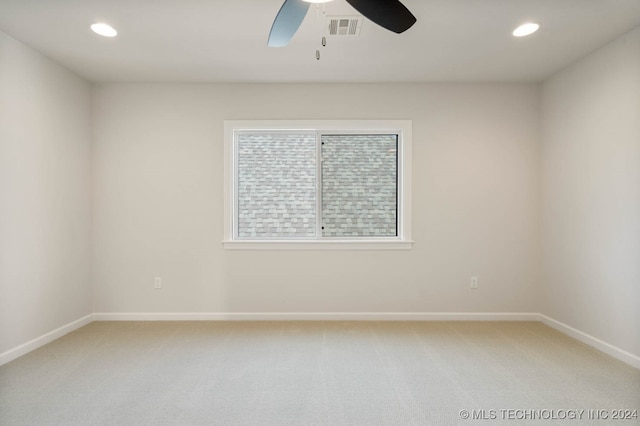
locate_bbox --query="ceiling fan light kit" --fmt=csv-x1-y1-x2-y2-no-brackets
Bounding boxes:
268,0,416,47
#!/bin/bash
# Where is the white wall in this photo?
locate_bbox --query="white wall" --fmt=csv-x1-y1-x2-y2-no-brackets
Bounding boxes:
0,32,92,354
92,83,541,314
541,26,640,357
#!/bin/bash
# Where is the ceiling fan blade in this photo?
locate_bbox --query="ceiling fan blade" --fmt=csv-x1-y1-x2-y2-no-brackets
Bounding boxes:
345,0,416,33
268,0,311,47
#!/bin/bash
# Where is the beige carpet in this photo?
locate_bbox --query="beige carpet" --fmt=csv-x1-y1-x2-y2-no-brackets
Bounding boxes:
1,321,638,425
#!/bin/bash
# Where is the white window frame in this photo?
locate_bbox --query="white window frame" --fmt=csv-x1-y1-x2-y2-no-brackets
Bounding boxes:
223,120,413,250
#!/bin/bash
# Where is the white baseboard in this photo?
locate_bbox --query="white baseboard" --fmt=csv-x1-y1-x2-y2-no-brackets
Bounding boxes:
539,314,640,370
92,312,540,322
3,312,637,370
0,314,93,366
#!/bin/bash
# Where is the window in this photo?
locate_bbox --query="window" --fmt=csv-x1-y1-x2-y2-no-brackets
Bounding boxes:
224,121,412,249
237,132,317,238
321,134,398,238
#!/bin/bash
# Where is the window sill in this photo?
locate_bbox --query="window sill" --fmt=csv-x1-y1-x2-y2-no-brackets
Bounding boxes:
222,240,413,250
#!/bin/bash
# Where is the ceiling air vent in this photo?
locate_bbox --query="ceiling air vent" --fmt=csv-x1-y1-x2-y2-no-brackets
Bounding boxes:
326,16,363,37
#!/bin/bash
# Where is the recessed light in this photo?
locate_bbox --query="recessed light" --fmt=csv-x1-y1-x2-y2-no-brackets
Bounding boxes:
91,23,117,37
513,22,539,37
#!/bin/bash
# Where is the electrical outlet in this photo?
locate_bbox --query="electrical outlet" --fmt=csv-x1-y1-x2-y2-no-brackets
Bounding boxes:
154,276,162,289
470,276,479,289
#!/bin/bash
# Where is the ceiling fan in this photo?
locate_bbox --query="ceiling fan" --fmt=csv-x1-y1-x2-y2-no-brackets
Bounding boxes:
268,0,417,47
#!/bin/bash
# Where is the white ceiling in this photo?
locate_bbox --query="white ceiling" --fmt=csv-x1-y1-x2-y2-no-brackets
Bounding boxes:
0,0,639,83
